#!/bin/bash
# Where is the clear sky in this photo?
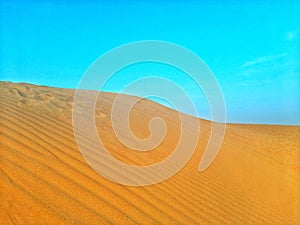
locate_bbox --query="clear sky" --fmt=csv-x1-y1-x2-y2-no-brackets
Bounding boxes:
0,0,299,124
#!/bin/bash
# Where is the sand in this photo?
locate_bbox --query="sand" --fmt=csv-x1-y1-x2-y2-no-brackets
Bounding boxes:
0,81,299,224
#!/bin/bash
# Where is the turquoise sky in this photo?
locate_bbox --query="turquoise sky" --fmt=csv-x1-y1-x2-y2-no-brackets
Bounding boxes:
0,0,299,124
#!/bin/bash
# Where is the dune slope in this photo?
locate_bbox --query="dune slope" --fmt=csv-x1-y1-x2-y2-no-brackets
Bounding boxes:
0,82,299,225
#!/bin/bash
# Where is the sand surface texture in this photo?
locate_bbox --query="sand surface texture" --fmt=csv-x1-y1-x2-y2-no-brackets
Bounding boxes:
0,82,299,224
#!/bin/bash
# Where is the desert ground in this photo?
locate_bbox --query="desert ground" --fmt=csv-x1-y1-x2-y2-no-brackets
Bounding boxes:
0,81,299,225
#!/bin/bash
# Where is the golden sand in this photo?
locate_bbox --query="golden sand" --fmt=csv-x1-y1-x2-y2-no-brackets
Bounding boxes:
0,82,299,224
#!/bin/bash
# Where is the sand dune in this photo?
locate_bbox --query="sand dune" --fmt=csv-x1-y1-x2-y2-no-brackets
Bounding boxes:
0,81,299,224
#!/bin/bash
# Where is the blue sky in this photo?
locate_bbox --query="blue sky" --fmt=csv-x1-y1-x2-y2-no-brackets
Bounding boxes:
0,0,299,124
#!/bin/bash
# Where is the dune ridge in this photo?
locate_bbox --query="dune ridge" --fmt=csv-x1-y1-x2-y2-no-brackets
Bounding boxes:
0,82,299,225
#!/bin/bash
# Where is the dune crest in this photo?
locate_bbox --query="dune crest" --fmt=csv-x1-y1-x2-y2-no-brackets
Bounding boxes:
0,82,299,224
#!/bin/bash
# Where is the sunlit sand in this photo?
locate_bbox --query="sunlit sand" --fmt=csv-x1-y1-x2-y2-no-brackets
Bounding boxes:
0,82,299,224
